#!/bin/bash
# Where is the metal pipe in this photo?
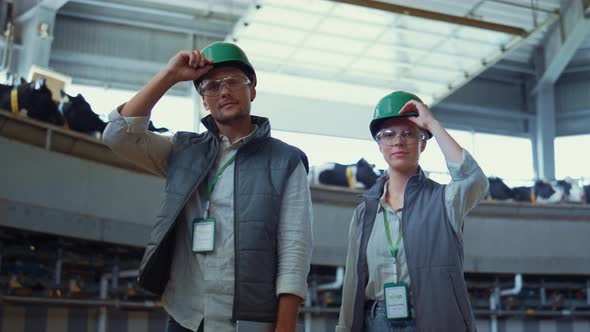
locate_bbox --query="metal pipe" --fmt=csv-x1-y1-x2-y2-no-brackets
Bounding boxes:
297,306,590,317
330,0,527,35
54,248,62,287
0,295,160,309
490,274,523,332
304,288,312,332
489,287,499,332
97,269,137,332
540,279,547,306
97,276,108,332
500,274,523,296
317,267,344,291
103,269,138,279
111,264,119,290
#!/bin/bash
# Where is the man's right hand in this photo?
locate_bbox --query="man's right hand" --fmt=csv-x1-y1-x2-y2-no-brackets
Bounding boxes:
118,50,214,118
164,50,214,83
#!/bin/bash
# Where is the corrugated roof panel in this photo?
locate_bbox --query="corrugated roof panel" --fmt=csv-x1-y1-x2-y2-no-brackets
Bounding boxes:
228,0,557,104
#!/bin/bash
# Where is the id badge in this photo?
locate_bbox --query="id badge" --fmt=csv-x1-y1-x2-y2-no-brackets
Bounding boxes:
384,282,410,320
192,217,215,253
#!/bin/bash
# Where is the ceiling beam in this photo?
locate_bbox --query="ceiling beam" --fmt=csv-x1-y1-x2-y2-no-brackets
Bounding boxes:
58,1,231,38
532,0,590,93
15,0,70,22
493,59,536,75
58,9,226,39
330,0,527,36
40,0,71,11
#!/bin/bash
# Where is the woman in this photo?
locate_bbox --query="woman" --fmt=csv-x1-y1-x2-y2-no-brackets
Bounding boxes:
336,91,488,331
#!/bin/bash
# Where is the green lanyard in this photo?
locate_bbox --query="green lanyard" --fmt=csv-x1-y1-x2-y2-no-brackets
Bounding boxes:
383,210,403,282
207,154,236,198
203,154,237,218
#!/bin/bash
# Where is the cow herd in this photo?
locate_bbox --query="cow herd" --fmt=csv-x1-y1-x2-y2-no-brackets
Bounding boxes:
308,160,589,205
0,77,168,137
487,176,589,204
3,77,588,205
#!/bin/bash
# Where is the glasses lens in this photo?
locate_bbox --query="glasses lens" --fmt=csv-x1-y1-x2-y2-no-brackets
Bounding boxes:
377,129,421,145
200,77,249,96
200,81,220,96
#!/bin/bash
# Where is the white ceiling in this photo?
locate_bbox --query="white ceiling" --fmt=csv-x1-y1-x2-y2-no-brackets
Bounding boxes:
224,0,560,105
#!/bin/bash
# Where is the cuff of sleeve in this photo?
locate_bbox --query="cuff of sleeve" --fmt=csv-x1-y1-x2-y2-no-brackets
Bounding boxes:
447,149,478,180
107,103,151,133
276,275,308,300
335,325,348,332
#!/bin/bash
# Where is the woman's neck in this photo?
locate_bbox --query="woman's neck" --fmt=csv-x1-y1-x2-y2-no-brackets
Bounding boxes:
386,168,418,210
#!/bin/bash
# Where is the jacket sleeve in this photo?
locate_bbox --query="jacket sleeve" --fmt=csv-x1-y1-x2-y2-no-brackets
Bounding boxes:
102,105,173,177
336,205,363,332
276,162,314,300
444,149,489,238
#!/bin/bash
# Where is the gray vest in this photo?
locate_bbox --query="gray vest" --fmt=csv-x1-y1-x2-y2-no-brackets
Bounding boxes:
351,171,476,331
137,115,305,322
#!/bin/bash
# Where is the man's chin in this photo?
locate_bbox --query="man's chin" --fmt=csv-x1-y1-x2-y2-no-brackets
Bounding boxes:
213,111,249,125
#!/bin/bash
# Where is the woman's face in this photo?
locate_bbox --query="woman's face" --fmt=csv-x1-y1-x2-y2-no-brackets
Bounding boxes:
377,118,426,175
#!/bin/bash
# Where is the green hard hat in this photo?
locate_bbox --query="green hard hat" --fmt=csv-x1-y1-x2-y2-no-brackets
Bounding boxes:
193,41,257,89
369,91,432,140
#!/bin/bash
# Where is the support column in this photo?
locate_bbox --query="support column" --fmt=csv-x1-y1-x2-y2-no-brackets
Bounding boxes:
525,79,539,180
15,4,57,78
534,82,556,180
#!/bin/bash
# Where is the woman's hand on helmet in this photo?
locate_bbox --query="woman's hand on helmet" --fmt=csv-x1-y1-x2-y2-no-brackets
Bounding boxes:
165,50,214,83
399,100,436,131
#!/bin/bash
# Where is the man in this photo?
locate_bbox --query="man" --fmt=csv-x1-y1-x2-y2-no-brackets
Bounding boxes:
103,42,313,332
336,91,488,331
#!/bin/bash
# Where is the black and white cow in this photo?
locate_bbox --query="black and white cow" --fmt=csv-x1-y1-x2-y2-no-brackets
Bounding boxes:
511,180,564,203
59,91,106,135
0,78,64,126
308,158,380,190
487,177,513,201
488,177,565,203
59,90,170,137
555,177,585,203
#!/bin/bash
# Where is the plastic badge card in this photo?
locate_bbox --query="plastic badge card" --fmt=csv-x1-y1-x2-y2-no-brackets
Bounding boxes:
192,217,215,253
384,282,410,320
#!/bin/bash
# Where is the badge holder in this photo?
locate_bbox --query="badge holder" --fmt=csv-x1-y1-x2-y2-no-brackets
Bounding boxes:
382,211,410,320
383,280,410,320
190,154,236,254
192,217,215,252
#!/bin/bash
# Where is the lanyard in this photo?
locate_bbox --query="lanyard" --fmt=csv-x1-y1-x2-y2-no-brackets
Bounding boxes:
207,154,236,198
383,210,403,283
203,154,236,216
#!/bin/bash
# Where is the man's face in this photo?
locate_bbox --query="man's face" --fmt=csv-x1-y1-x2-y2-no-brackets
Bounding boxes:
377,118,426,174
200,66,256,125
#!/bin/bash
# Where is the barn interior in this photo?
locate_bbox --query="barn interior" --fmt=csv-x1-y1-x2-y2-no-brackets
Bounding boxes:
1,0,590,331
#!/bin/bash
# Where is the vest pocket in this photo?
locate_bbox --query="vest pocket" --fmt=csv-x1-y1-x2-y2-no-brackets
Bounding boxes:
448,271,472,328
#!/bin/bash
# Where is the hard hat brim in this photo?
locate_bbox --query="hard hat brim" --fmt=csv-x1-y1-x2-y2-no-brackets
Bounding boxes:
370,112,433,140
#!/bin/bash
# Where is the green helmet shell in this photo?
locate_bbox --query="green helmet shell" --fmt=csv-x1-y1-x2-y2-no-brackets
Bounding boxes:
369,91,432,139
193,41,257,89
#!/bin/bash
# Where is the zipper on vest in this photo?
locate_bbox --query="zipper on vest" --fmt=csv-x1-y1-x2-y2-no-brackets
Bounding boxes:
232,150,240,322
401,176,417,320
138,142,219,285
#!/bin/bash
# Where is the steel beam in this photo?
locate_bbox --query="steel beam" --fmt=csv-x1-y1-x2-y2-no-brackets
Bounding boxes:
15,0,69,22
532,0,590,93
40,0,70,10
330,0,527,35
